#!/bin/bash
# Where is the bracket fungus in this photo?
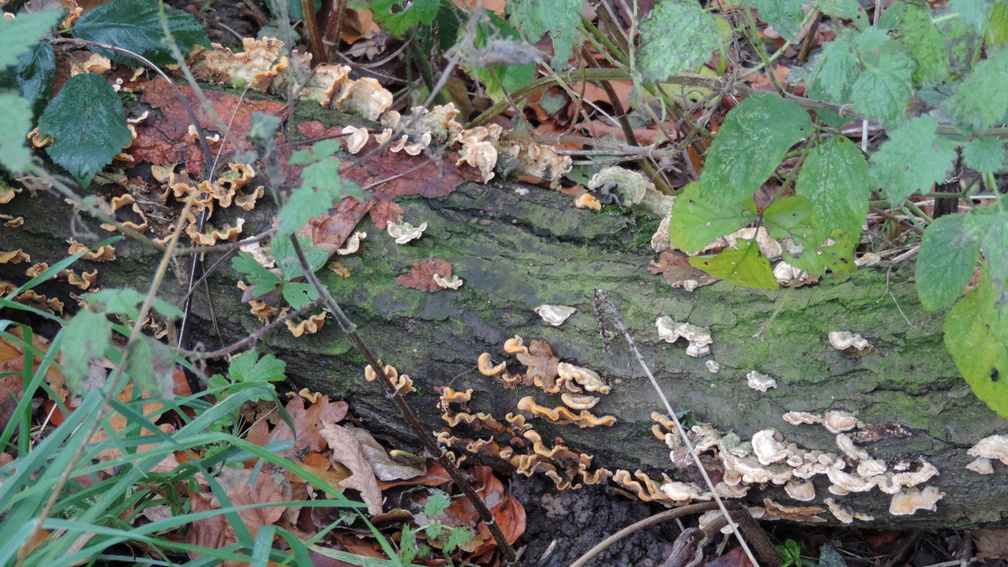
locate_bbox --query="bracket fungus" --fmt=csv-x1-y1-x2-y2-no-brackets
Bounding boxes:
967,434,1008,467
515,396,616,428
556,362,610,394
587,166,652,207
655,316,713,357
534,304,576,326
829,331,874,356
889,486,943,516
386,220,427,244
746,371,777,392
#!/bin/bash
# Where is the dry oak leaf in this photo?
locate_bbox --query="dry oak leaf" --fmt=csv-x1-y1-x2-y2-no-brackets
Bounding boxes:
442,465,526,555
395,258,454,292
516,339,560,389
318,422,383,514
649,250,718,291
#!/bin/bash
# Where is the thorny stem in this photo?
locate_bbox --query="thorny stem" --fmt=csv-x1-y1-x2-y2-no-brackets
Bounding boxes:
289,236,520,566
591,289,762,567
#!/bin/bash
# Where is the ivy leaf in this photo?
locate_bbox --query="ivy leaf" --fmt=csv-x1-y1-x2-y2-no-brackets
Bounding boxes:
964,137,1007,173
851,27,915,124
0,10,61,70
946,49,1008,132
869,116,956,207
688,239,778,290
745,0,805,43
125,336,176,399
0,94,34,173
60,309,113,392
370,0,439,37
899,3,949,85
72,0,209,66
668,182,756,252
507,0,581,70
915,213,982,312
638,0,723,81
37,73,132,187
944,273,1008,419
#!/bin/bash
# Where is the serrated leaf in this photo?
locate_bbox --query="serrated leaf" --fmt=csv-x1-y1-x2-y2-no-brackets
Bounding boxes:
851,28,915,124
88,287,145,319
869,116,956,207
232,252,283,296
899,3,949,85
72,0,209,66
0,94,34,173
977,210,1008,303
949,0,992,34
989,1,1008,46
946,49,1008,131
745,0,805,43
702,94,811,204
276,183,337,241
271,233,328,280
964,137,1007,173
370,0,440,37
668,182,755,252
61,309,113,391
507,0,581,70
0,10,61,70
37,73,131,187
424,491,451,517
808,34,857,103
638,0,722,81
915,213,982,311
229,350,286,384
944,274,1008,419
0,42,56,117
796,136,870,237
282,282,317,309
688,239,778,290
125,336,176,399
463,13,537,104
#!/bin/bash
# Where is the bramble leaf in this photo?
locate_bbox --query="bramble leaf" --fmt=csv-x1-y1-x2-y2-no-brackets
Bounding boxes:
869,116,956,207
899,3,949,85
638,0,723,81
945,49,1008,131
0,10,61,70
72,0,209,66
37,73,131,187
745,0,806,43
370,0,439,37
944,273,1008,419
507,0,581,70
668,182,756,252
61,309,113,391
915,213,981,311
0,94,34,173
964,137,1007,173
688,239,778,290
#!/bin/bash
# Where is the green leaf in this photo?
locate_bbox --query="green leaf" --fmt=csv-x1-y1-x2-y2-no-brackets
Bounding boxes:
507,0,581,70
745,0,806,43
0,94,34,173
946,49,1008,132
0,10,62,70
668,182,756,252
989,1,1008,47
701,94,811,204
817,0,863,25
977,209,1008,302
370,0,440,37
125,336,176,399
60,309,113,391
37,73,131,187
88,287,145,319
808,33,858,103
276,180,337,241
463,11,537,104
763,195,857,275
688,239,778,290
232,252,283,296
72,0,209,66
915,213,982,311
869,116,956,207
795,136,870,238
944,273,1008,419
423,491,451,517
229,351,286,384
899,3,949,85
0,42,56,117
282,282,317,309
964,137,1007,173
949,0,992,34
638,0,723,81
149,296,184,319
850,27,915,124
271,233,328,280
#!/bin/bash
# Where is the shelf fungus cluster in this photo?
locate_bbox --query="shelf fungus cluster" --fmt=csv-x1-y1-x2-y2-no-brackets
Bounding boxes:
966,434,1008,475
645,410,942,522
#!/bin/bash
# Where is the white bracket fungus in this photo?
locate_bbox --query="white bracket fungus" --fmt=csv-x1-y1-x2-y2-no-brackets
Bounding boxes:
706,360,721,373
822,410,861,433
784,480,816,502
829,331,872,351
889,486,943,515
747,371,777,392
655,316,712,357
386,220,427,244
535,304,576,326
966,457,994,475
587,166,651,207
967,434,1008,466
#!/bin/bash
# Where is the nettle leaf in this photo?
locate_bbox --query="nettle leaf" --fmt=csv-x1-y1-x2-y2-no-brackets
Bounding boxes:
668,182,756,252
61,309,113,391
462,12,536,105
745,0,805,43
808,33,857,103
0,94,34,173
0,42,56,117
964,137,1007,173
869,116,956,207
370,0,439,37
915,213,981,312
37,73,131,187
948,0,992,34
899,3,949,85
818,0,864,26
978,210,1008,302
702,94,811,204
946,49,1008,132
507,0,581,70
638,0,722,81
944,273,1008,419
229,351,286,384
0,10,61,70
72,0,209,66
851,27,915,124
688,239,778,290
125,336,176,399
990,1,1008,47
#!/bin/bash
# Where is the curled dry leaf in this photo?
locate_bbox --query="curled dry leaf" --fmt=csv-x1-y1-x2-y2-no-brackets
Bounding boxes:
318,422,383,514
649,251,718,291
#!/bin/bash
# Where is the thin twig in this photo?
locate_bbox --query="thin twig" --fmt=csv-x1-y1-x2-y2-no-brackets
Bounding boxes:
177,298,323,360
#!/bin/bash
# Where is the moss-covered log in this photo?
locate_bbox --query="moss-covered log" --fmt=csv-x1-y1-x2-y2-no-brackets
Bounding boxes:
2,175,1006,529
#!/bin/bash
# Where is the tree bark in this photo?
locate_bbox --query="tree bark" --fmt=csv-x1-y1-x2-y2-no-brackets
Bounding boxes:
2,175,1006,529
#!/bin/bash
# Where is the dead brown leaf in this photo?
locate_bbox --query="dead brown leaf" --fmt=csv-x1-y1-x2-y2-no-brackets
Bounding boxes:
318,422,383,514
516,340,559,386
649,250,719,289
395,258,453,292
